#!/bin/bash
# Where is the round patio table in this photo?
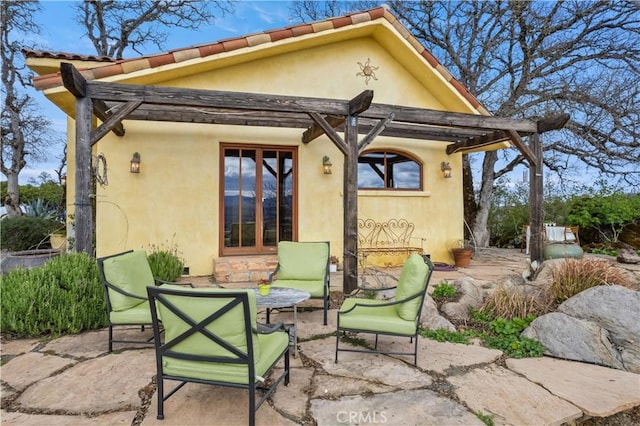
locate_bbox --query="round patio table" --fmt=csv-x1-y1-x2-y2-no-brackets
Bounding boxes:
251,287,310,356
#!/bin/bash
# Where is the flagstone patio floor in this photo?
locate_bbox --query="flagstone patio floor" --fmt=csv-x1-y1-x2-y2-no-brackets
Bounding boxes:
1,248,639,425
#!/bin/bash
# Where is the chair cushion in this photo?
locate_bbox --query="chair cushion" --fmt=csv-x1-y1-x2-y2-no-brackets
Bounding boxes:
162,331,288,385
271,279,325,298
394,254,429,321
110,301,152,324
338,298,417,336
103,250,155,311
276,241,328,281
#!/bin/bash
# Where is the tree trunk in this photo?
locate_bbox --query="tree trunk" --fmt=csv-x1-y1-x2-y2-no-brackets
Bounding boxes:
3,173,22,216
462,154,477,235
472,151,498,247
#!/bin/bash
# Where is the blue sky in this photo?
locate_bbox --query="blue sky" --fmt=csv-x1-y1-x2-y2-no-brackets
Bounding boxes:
20,0,295,184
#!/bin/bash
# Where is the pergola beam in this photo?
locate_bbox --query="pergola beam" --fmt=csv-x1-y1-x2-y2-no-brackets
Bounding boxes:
537,113,570,133
87,80,354,116
364,103,539,133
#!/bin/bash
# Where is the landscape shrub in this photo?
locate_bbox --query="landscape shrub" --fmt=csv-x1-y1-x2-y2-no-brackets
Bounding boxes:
147,242,184,282
431,281,457,298
567,191,640,243
550,258,632,303
0,253,107,338
0,216,59,251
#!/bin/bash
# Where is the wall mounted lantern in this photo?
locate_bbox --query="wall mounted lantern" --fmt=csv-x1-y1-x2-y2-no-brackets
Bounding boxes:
130,152,141,173
441,161,452,179
322,155,333,174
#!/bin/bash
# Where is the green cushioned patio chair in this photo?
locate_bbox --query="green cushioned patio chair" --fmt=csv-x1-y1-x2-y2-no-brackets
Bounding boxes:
97,250,191,352
269,241,330,325
335,254,433,365
147,286,290,426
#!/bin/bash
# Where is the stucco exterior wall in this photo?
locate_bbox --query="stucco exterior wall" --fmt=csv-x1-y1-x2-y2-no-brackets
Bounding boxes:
83,33,468,275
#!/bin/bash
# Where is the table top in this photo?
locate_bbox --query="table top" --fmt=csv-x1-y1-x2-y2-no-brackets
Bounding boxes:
252,287,310,309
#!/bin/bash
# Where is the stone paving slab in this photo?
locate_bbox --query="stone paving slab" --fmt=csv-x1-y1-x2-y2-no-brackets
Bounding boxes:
271,367,314,420
310,389,484,426
141,383,297,426
0,352,77,391
312,373,395,398
507,357,640,417
0,409,136,425
448,364,582,426
0,338,40,358
360,334,503,374
301,338,432,389
16,349,155,413
42,330,110,359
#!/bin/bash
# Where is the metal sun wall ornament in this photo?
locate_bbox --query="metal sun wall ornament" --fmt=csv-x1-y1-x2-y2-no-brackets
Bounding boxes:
356,58,379,85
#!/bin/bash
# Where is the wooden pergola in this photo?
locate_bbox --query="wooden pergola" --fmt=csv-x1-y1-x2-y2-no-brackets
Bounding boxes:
60,63,568,292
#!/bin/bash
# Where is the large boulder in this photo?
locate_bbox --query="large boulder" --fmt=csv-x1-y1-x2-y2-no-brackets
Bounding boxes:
440,278,484,321
522,285,640,373
559,285,640,373
617,246,640,264
420,295,456,332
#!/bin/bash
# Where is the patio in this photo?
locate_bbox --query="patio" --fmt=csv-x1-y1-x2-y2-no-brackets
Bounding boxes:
1,248,639,425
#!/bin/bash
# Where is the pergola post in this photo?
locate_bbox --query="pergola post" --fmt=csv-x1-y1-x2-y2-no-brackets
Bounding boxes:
343,114,359,294
529,133,543,265
74,95,94,255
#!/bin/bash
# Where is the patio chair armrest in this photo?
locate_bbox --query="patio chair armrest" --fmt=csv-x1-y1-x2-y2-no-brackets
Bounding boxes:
255,322,288,335
155,279,194,288
394,291,423,305
104,281,148,300
339,298,403,315
268,265,280,283
345,285,397,298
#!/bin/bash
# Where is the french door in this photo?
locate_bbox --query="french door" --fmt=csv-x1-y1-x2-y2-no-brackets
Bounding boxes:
221,145,296,255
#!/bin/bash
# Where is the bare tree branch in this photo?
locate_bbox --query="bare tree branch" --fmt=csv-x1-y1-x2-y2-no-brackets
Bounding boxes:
75,0,234,58
290,0,640,246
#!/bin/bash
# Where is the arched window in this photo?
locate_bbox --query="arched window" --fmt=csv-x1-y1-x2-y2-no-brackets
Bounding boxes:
358,150,422,190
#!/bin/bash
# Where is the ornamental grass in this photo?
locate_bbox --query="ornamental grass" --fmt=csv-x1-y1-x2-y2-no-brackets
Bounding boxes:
479,284,552,320
549,258,632,304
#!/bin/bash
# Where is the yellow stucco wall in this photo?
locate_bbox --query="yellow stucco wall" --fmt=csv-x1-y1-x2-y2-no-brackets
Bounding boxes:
69,27,471,275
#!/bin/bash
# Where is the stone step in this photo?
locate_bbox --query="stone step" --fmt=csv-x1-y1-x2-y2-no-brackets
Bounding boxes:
213,255,278,283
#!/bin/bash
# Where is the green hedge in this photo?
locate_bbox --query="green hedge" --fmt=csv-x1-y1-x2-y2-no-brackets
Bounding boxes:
0,253,108,338
0,216,60,251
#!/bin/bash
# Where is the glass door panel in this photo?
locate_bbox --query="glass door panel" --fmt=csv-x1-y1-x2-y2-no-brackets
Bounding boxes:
224,149,256,248
222,146,295,254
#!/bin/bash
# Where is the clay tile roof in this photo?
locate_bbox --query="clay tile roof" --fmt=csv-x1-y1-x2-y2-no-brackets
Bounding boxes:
26,6,484,112
22,49,114,63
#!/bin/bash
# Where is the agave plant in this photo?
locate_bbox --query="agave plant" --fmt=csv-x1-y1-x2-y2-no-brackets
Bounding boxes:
23,198,58,220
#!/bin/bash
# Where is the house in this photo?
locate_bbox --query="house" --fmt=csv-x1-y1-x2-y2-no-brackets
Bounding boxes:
26,7,558,287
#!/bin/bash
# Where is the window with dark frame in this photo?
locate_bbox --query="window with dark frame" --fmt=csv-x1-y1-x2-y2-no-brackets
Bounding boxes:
357,150,422,190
